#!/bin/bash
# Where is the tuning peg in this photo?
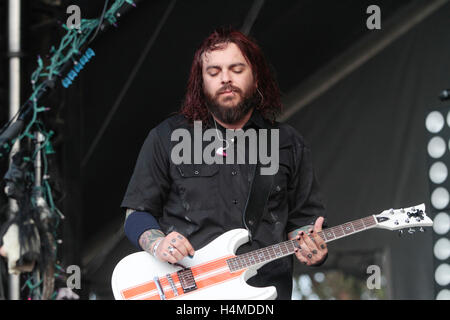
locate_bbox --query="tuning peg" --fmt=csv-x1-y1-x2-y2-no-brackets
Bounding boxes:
408,228,416,234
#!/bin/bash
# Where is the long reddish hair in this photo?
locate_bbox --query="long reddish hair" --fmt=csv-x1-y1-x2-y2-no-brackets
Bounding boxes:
180,27,282,123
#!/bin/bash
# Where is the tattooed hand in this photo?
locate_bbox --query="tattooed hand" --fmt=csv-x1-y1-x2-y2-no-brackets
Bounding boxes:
139,230,195,264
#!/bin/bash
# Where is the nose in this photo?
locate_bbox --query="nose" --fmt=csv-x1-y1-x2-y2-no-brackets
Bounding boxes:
220,70,231,84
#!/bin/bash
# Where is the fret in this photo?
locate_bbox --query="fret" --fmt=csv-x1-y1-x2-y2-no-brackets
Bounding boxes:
272,244,282,257
364,216,377,227
252,251,260,264
352,219,365,231
287,240,296,252
361,218,366,228
238,255,246,268
334,225,344,238
268,245,277,259
342,222,354,234
256,249,266,262
282,242,289,255
323,229,336,241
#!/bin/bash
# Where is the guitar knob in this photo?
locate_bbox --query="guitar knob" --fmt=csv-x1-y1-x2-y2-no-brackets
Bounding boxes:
408,228,416,234
398,230,404,237
419,227,425,233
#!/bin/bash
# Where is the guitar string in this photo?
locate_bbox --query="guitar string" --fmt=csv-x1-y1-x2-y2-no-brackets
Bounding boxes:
153,216,379,288
144,214,407,297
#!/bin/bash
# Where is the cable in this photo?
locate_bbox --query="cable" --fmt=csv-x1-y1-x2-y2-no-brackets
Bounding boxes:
88,0,110,44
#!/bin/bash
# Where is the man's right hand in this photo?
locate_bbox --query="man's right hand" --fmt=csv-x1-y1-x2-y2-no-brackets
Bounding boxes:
148,231,195,264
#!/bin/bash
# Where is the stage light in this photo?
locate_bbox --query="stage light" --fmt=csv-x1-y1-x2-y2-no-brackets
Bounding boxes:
446,110,450,128
426,111,445,133
434,238,450,260
425,106,450,299
436,289,450,300
428,136,446,158
429,162,448,184
431,187,450,210
433,212,450,235
434,263,450,286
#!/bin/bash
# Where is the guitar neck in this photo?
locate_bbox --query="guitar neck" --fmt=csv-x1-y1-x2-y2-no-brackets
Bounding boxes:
227,215,378,272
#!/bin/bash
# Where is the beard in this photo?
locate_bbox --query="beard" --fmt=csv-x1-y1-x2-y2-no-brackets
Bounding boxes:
204,84,260,125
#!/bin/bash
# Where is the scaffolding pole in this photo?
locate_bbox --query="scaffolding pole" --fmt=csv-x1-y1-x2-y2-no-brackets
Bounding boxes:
7,0,22,301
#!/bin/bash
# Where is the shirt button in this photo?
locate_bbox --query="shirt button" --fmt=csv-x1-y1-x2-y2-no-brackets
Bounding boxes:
232,199,238,205
231,171,237,176
194,170,199,175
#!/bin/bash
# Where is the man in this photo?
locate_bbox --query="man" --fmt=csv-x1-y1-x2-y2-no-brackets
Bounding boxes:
121,27,327,300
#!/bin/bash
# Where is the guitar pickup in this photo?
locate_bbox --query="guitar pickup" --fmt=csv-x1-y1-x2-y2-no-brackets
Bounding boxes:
177,268,197,293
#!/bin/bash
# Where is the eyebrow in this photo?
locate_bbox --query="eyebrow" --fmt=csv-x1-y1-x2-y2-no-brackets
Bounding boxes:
205,63,247,71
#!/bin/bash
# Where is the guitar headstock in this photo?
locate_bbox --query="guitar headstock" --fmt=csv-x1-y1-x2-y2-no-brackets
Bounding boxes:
374,204,433,233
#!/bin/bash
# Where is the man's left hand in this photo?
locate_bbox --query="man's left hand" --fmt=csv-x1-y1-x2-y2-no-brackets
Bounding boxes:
292,217,328,266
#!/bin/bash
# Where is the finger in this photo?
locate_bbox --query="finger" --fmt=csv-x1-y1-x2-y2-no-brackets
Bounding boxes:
168,236,189,257
167,245,185,262
310,229,327,250
160,250,177,264
301,230,319,252
294,248,310,266
176,233,195,256
314,217,325,232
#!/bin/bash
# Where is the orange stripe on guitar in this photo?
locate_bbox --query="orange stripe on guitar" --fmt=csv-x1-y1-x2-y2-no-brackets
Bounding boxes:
121,255,235,300
122,281,156,300
141,269,246,300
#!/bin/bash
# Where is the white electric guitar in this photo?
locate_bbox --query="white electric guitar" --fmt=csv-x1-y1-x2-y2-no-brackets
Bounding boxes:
111,204,432,300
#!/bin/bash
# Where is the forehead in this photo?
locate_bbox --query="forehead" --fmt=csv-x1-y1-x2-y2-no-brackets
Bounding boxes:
201,42,249,68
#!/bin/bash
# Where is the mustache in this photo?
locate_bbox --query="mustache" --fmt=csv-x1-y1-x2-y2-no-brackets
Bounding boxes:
216,84,242,96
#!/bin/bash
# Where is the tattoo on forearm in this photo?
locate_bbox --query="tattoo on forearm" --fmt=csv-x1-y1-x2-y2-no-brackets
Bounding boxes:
139,229,165,252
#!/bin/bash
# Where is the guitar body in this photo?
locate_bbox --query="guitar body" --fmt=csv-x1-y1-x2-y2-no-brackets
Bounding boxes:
111,228,277,300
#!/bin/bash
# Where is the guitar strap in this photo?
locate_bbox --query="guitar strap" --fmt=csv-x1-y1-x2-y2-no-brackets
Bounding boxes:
242,127,275,244
242,163,274,244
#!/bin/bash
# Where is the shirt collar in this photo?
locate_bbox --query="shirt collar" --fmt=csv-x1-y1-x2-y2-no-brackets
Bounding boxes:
207,108,269,130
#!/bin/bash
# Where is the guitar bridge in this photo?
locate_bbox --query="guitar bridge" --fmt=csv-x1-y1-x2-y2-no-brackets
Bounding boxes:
177,268,197,293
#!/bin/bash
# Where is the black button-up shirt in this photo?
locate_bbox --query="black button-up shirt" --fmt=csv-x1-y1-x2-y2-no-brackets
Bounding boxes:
121,110,326,300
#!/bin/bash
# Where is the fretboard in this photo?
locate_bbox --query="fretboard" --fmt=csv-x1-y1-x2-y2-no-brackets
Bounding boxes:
226,215,377,272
